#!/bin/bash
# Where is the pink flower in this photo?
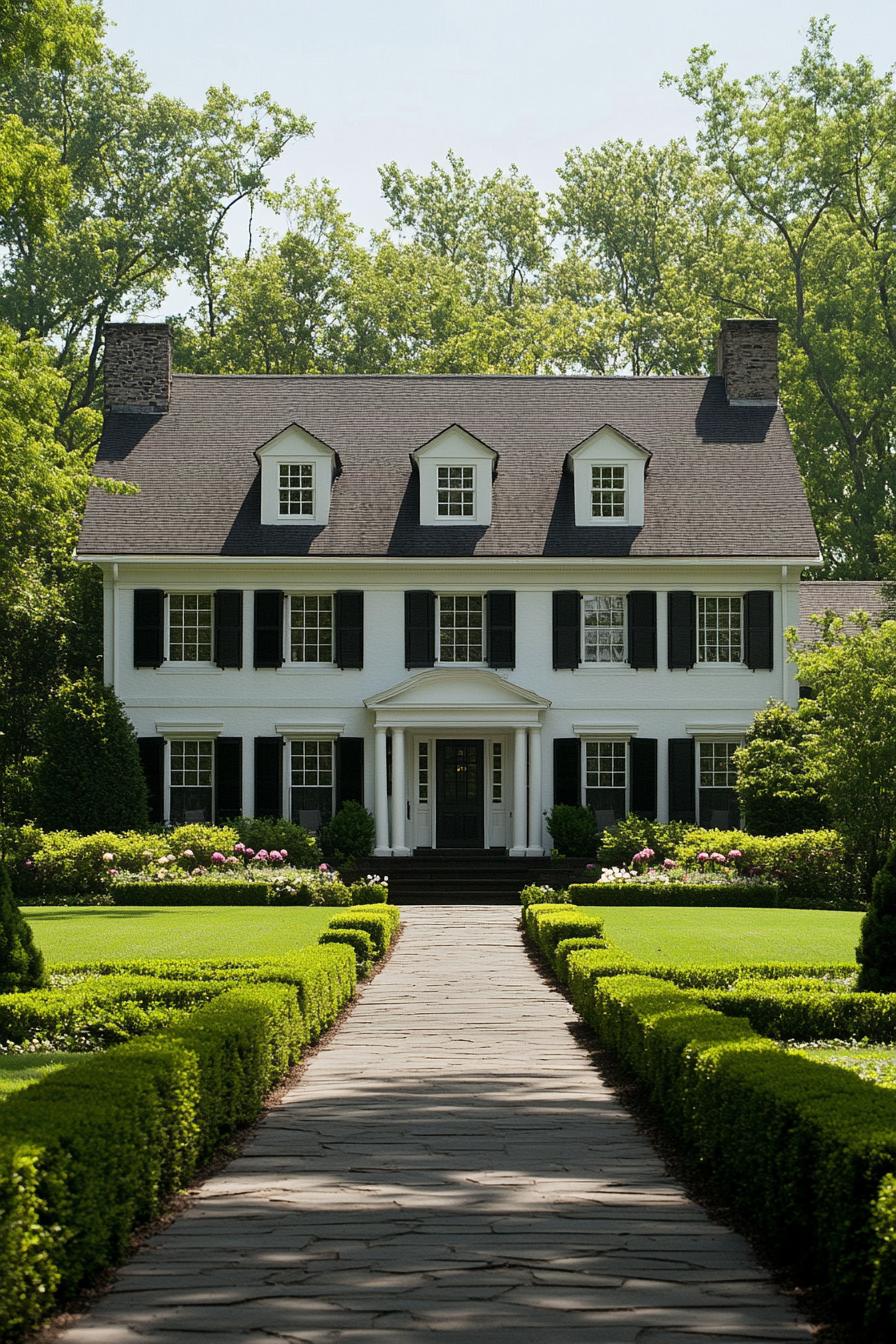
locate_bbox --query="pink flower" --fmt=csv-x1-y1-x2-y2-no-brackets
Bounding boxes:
191,867,204,876
256,849,269,861
181,849,194,859
102,852,115,863
319,863,329,872
109,868,118,876
728,849,742,860
710,852,727,864
643,848,655,859
244,848,255,859
280,848,288,858
663,858,676,870
211,852,225,863
225,855,239,865
586,863,595,870
270,850,282,862
697,852,710,863
233,842,246,853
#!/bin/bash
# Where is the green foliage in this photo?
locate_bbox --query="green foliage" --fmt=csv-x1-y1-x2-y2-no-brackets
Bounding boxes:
109,881,274,907
791,620,896,891
673,827,861,909
598,817,693,865
327,905,400,959
233,816,320,866
566,881,788,908
521,904,605,967
545,804,597,857
320,800,375,863
349,879,388,905
577,972,896,1327
734,701,827,834
519,883,571,907
165,824,238,866
857,844,896,992
318,927,375,976
552,936,605,984
31,677,148,834
698,977,896,1043
0,864,45,992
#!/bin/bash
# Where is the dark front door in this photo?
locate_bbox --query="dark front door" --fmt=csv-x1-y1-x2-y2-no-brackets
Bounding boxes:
436,739,484,848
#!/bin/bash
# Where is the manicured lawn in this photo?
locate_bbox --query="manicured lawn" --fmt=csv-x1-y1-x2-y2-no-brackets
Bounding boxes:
22,905,335,965
583,905,862,966
0,1053,71,1098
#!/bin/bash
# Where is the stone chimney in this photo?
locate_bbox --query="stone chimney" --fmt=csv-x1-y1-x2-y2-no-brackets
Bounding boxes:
103,322,172,413
715,318,779,406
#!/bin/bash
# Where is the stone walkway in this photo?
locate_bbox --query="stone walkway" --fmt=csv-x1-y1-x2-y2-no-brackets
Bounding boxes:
62,906,812,1342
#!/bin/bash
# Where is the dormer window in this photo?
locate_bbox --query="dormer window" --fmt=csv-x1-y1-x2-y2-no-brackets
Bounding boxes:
591,465,626,519
279,463,314,517
412,424,497,527
566,425,649,528
256,424,337,527
437,465,475,518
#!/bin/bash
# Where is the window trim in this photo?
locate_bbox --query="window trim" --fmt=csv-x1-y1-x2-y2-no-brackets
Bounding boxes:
436,463,476,519
286,593,336,667
584,738,629,794
277,461,315,519
166,735,215,825
696,594,745,666
435,593,487,666
164,592,215,667
288,736,336,825
581,592,628,668
590,463,627,520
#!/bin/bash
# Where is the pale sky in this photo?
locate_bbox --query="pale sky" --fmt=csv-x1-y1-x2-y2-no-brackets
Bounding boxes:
103,0,896,313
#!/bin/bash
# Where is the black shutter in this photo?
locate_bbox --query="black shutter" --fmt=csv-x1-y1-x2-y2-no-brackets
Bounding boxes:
215,737,242,820
214,591,243,669
137,737,164,823
744,590,774,670
133,590,164,667
552,591,581,670
667,591,696,669
254,737,283,817
668,738,696,823
405,591,435,668
627,592,657,669
336,737,365,809
553,737,581,806
253,591,283,668
629,738,658,818
486,591,516,668
334,591,364,669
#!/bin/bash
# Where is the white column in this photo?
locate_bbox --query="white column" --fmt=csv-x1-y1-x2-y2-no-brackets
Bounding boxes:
390,726,410,856
374,726,390,855
526,726,543,856
510,726,528,856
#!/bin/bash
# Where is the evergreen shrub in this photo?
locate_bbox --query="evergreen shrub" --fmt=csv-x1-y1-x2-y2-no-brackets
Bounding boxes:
857,844,896,992
0,864,45,991
545,804,596,857
320,801,375,863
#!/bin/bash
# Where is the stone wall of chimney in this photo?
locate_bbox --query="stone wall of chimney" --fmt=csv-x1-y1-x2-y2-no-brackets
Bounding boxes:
715,318,779,405
103,322,172,413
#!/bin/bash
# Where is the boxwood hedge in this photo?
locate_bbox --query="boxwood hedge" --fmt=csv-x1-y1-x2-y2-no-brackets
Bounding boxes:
328,904,400,958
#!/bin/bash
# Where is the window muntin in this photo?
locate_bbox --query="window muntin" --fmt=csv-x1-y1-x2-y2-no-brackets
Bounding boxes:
289,595,333,663
491,742,503,803
438,595,484,663
583,594,626,664
590,464,626,518
169,739,213,824
168,594,213,663
437,464,475,518
290,739,334,825
418,741,429,804
699,740,739,789
584,739,627,825
278,462,314,517
697,595,743,664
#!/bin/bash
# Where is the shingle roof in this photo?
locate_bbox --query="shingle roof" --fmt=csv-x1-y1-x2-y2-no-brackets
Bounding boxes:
798,581,886,642
78,374,820,559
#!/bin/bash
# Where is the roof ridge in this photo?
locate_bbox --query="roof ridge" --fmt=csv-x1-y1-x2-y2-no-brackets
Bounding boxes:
170,372,718,383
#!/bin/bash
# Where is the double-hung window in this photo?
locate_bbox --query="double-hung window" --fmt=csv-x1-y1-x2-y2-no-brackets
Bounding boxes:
585,740,627,824
698,740,741,827
168,594,213,663
437,465,475,518
438,595,484,663
169,739,213,823
289,595,333,664
591,465,626,519
583,594,626,664
290,739,334,826
278,462,314,517
697,596,743,664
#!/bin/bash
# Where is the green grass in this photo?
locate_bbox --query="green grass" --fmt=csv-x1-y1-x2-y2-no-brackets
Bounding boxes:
796,1044,896,1088
0,1053,71,1098
582,905,862,966
22,905,335,965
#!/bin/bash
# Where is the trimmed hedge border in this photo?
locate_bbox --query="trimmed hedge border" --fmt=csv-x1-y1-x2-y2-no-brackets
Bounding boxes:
696,977,896,1045
0,944,357,1339
522,901,896,1332
319,927,376,976
566,880,792,908
328,904,400,958
109,881,274,905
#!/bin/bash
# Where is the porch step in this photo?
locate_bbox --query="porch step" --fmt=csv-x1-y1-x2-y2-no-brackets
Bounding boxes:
346,853,592,904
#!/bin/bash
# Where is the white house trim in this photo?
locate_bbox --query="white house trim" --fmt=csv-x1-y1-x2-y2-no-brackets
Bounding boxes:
411,424,498,527
566,424,650,528
255,423,338,527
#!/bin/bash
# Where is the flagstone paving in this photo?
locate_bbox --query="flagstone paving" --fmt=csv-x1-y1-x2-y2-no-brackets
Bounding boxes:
62,905,812,1342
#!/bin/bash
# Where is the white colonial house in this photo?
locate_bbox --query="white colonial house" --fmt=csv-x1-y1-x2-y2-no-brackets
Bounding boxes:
78,319,826,858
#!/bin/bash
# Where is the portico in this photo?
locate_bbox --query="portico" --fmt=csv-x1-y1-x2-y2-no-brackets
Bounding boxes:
364,669,550,858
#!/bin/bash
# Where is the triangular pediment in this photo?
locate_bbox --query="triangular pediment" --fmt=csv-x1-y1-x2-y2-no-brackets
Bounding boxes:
365,667,549,711
254,422,337,463
565,424,651,468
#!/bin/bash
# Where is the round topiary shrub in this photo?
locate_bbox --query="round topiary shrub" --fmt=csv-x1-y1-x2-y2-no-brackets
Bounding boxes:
545,804,596,858
0,863,46,991
320,801,375,864
857,843,896,992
